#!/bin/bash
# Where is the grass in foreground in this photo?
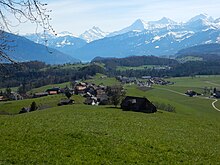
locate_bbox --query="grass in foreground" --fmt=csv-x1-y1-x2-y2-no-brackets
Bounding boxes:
1,75,220,164
0,104,219,164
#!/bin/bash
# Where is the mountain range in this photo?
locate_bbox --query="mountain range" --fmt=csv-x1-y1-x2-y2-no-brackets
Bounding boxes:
2,31,80,64
20,14,220,62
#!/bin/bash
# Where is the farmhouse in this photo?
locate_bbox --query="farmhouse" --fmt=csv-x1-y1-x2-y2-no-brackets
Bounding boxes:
121,96,157,113
33,92,48,98
96,86,109,105
213,88,220,98
75,83,87,95
0,96,5,101
185,90,197,97
84,96,98,105
46,87,61,95
9,92,23,100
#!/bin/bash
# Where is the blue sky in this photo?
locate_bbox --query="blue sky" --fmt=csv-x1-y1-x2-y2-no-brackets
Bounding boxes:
20,0,220,35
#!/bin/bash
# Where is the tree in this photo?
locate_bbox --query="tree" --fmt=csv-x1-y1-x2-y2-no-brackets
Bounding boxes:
107,85,125,107
5,86,11,97
30,101,37,112
0,0,54,62
64,87,72,99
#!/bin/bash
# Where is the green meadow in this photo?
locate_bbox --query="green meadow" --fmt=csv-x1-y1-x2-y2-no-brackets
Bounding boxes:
116,65,168,71
0,75,220,164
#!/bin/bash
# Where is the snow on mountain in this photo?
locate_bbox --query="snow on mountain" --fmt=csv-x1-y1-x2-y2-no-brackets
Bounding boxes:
24,14,220,62
187,14,213,23
57,31,76,37
72,14,220,61
79,26,109,43
108,19,149,37
185,14,218,32
24,31,87,57
149,17,177,26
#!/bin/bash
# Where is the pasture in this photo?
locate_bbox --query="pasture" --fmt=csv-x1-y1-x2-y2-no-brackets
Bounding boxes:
0,75,220,164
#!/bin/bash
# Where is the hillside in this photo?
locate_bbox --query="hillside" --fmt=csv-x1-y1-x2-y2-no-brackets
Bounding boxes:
176,43,220,61
2,31,80,64
92,55,178,68
0,75,220,164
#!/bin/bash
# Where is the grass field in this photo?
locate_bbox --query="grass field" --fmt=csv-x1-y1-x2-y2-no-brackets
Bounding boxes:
0,75,220,164
86,73,120,86
28,82,71,94
116,65,168,71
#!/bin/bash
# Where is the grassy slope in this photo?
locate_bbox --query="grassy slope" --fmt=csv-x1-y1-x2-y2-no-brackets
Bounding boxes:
0,75,220,164
86,73,120,86
0,105,219,164
28,82,71,94
116,65,167,71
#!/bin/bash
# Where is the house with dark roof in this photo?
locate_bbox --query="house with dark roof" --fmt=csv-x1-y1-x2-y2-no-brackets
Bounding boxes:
121,96,157,113
213,88,220,98
46,87,61,95
33,92,48,98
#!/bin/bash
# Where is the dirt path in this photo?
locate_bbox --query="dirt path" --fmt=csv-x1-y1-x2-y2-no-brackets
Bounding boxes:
155,87,220,112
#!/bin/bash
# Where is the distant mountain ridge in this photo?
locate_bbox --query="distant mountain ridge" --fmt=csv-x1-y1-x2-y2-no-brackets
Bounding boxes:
24,14,220,61
24,32,87,56
2,31,80,64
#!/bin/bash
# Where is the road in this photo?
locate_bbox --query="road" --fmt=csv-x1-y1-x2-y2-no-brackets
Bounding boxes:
155,87,220,112
212,100,220,112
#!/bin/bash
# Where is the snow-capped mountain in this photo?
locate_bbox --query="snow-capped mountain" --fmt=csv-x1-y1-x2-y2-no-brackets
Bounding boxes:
79,26,109,43
56,31,76,37
108,17,178,37
187,14,213,24
24,14,220,62
108,19,149,37
72,14,220,61
24,32,87,56
149,17,177,25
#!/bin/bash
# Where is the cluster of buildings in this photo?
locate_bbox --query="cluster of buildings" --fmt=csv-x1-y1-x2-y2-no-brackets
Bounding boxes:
0,92,23,102
74,82,109,105
185,88,220,98
116,76,174,87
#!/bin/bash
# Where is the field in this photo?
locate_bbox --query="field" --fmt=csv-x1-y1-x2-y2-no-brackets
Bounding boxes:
116,65,168,71
0,75,220,164
85,73,120,86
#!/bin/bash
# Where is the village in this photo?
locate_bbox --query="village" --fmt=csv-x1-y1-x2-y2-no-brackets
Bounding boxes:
1,75,220,114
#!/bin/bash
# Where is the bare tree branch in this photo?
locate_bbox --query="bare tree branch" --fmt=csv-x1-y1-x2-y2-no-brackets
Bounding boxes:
0,0,55,63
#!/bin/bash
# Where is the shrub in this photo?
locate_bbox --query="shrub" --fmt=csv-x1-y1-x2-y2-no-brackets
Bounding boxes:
30,101,38,112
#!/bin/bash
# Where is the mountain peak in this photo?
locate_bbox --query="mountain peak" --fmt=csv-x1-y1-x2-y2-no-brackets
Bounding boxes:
187,14,210,23
149,17,176,25
129,19,148,31
79,26,109,43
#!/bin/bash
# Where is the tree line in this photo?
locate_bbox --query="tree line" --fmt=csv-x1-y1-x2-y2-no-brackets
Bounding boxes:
0,61,105,90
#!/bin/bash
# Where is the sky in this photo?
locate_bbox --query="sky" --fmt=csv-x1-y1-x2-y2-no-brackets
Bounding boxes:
12,0,220,35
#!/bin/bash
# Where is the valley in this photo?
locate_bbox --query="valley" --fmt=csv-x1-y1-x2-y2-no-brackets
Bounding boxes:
0,73,220,164
1,6,220,164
